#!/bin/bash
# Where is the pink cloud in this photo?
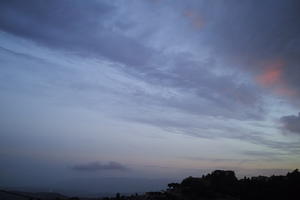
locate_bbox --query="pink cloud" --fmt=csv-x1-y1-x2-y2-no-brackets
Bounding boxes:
256,59,297,97
256,60,284,86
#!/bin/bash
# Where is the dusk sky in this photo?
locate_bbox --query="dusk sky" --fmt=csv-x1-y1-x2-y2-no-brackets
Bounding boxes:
1,0,300,195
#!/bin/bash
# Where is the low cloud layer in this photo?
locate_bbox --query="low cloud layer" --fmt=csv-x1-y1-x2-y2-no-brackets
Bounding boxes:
72,161,127,172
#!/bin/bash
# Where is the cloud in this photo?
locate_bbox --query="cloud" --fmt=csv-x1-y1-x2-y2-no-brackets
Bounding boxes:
242,150,287,158
280,113,300,134
182,156,280,164
1,0,300,123
0,0,154,67
154,0,300,103
196,0,300,100
183,10,205,29
137,53,264,120
239,132,300,154
72,161,127,172
256,60,284,87
134,113,300,154
255,59,298,97
1,0,300,188
0,0,265,121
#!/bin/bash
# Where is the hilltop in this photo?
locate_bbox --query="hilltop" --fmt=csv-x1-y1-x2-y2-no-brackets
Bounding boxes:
1,169,299,200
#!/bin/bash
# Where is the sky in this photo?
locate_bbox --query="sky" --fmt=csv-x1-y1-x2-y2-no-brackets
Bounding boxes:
1,0,300,195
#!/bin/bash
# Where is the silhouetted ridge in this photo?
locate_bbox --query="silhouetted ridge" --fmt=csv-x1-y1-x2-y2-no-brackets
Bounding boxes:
165,169,300,200
1,169,299,200
166,170,238,199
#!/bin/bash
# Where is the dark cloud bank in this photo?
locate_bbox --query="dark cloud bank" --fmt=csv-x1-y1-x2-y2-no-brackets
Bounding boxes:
0,0,153,67
280,113,300,134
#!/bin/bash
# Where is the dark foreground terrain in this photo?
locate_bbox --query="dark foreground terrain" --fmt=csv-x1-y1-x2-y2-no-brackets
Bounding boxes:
1,169,299,200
